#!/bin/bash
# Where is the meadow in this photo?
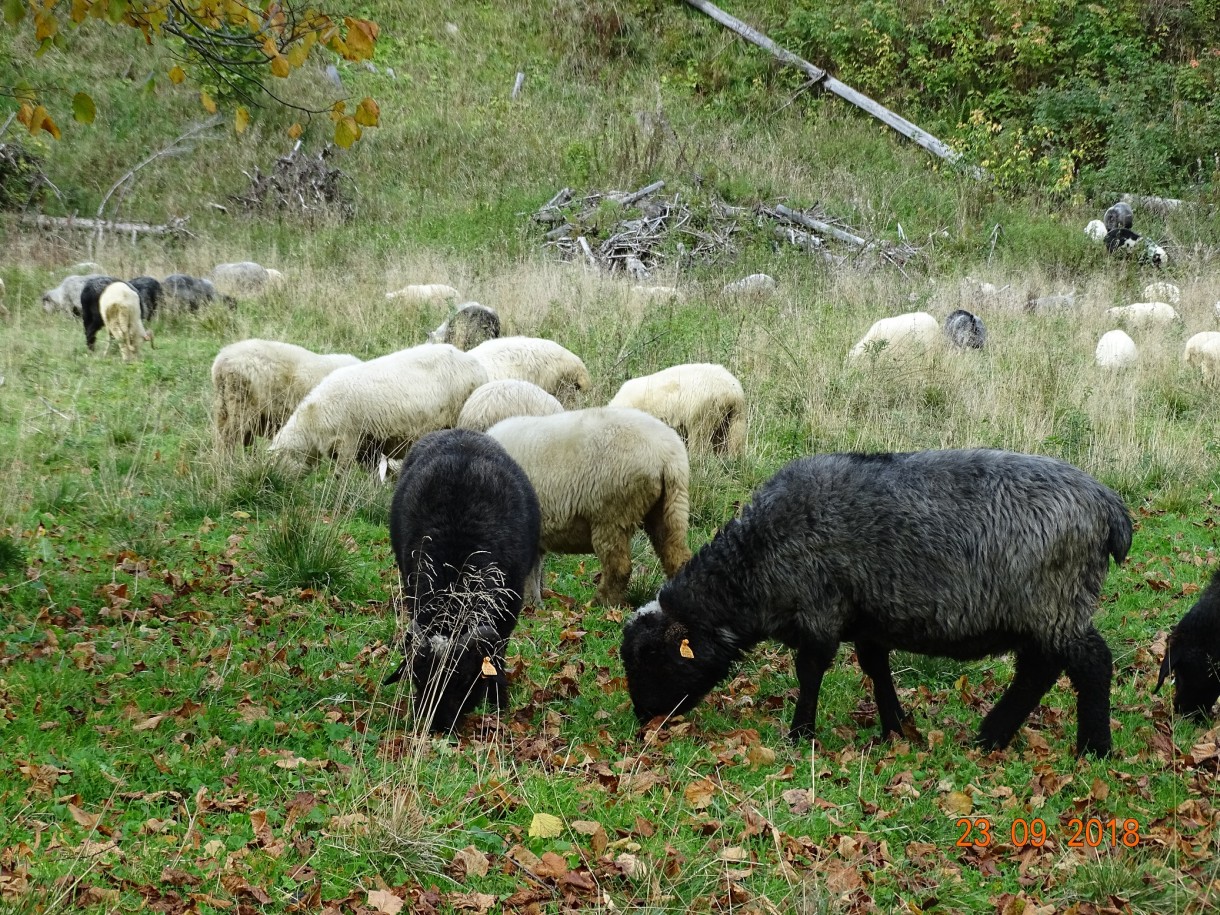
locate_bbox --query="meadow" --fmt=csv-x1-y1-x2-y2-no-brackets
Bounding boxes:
3,1,1220,912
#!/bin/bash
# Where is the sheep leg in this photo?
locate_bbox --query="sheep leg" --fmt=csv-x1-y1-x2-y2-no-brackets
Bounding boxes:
976,644,1064,751
1062,627,1113,757
591,524,632,607
789,642,838,741
854,640,908,738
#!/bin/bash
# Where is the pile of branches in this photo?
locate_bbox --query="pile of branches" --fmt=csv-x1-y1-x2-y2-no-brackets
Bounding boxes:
0,142,48,212
231,142,354,221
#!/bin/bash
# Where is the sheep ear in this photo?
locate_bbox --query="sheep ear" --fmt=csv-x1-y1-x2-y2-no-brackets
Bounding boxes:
1155,648,1176,693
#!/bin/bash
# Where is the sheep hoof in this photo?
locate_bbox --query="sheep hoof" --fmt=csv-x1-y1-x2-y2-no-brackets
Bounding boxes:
787,723,815,743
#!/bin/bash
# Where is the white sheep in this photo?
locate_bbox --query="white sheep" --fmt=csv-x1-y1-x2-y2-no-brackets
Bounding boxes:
608,363,746,456
386,283,461,303
269,343,488,475
1142,282,1181,305
456,379,564,432
1084,220,1107,242
467,336,591,404
848,312,940,361
1095,330,1138,368
100,282,152,363
630,285,684,303
211,339,362,450
722,273,776,296
210,261,279,298
486,406,691,607
42,273,105,316
1106,301,1179,329
1184,332,1220,384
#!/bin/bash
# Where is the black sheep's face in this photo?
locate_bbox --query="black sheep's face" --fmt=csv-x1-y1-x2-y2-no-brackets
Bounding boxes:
1171,652,1220,720
621,600,706,723
409,626,503,733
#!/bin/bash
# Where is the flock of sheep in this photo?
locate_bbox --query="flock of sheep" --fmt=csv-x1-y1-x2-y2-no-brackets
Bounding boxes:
27,255,1220,753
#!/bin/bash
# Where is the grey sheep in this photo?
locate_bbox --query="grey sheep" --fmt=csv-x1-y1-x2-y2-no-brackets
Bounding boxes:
1103,201,1134,232
1156,569,1220,720
162,274,237,312
943,309,987,349
428,302,502,350
621,449,1131,757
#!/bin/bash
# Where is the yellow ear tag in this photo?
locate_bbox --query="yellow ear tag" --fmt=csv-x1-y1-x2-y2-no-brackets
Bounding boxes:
481,657,497,677
679,639,695,659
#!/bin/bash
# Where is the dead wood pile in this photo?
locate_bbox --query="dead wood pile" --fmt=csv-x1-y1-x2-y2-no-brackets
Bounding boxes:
231,142,354,221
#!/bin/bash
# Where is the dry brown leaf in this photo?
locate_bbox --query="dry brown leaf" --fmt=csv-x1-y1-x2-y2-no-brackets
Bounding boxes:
67,803,100,829
941,790,973,816
535,851,569,879
132,714,166,732
367,889,405,915
747,745,776,768
451,845,489,880
684,778,716,809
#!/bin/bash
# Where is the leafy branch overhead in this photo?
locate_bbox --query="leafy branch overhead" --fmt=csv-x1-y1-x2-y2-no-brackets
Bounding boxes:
3,0,380,148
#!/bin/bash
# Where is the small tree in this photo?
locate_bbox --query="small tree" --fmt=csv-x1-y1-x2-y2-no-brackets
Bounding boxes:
2,0,380,147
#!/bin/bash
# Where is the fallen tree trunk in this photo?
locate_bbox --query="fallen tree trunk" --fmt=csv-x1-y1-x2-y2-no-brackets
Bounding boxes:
769,204,869,248
21,213,190,237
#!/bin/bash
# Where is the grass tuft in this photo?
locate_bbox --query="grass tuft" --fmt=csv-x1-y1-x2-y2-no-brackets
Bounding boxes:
257,506,355,595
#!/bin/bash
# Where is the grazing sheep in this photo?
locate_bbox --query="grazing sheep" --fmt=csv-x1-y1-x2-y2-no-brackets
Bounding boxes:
127,276,162,322
631,285,684,303
722,273,776,296
269,344,488,476
456,380,564,432
486,407,691,607
162,273,237,312
79,276,121,350
1106,301,1179,329
99,282,152,362
1156,569,1220,720
1104,201,1134,232
42,273,106,316
943,309,987,349
848,312,940,361
1142,281,1181,305
210,261,277,297
385,428,542,732
428,302,501,350
1027,292,1077,311
386,283,461,303
621,449,1131,756
211,339,362,449
1105,229,1168,266
1095,330,1138,368
467,336,591,404
1183,332,1220,384
608,363,747,456
1084,220,1107,242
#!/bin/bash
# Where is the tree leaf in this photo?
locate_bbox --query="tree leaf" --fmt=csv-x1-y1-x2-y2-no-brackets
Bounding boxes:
333,115,360,149
168,65,185,85
269,54,290,78
684,778,716,809
354,96,380,127
366,890,404,915
200,90,217,114
234,105,249,134
72,92,95,124
34,9,57,41
287,122,303,139
3,0,26,27
343,16,378,60
528,812,563,838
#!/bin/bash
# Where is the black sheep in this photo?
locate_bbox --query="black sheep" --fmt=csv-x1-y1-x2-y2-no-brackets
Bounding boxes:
943,309,987,349
621,449,1131,757
79,275,121,350
1156,570,1220,719
162,273,237,311
386,428,542,733
128,276,162,322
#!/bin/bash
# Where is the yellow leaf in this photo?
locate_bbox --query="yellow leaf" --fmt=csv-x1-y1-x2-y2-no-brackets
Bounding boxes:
234,106,249,134
168,65,185,85
287,122,303,139
333,116,360,148
354,96,380,128
286,41,309,68
528,812,563,838
343,16,378,60
72,91,95,124
941,790,973,816
269,54,290,78
329,99,346,122
35,10,57,41
34,107,60,140
679,638,694,658
69,0,89,22
17,102,33,128
200,90,216,114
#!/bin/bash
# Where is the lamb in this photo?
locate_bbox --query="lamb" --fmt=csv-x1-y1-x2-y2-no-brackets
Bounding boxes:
1084,220,1107,242
848,312,940,361
211,339,362,449
210,261,279,298
386,283,461,303
943,309,987,349
99,282,152,362
163,274,236,312
42,273,105,316
722,274,776,297
1183,332,1220,384
486,407,691,607
608,363,746,456
1156,568,1220,720
1105,301,1179,329
456,379,564,432
127,276,162,322
428,302,501,350
79,276,121,350
467,336,591,404
269,343,488,475
1095,330,1138,368
1142,282,1181,305
385,428,542,733
621,449,1131,756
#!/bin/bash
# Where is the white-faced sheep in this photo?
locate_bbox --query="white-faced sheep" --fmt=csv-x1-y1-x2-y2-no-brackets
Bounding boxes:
1106,301,1179,329
211,261,280,298
1084,220,1107,242
163,274,237,312
211,339,362,449
385,428,542,732
269,343,488,475
1156,568,1220,720
848,312,940,361
456,380,564,432
943,309,987,349
1183,332,1220,384
722,273,776,296
608,363,746,456
1095,330,1138,368
42,273,106,316
486,407,691,607
467,336,591,404
99,282,152,362
386,283,461,303
1142,282,1181,305
428,302,501,350
621,449,1131,756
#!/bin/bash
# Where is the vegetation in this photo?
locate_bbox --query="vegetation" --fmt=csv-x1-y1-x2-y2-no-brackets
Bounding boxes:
2,1,1220,912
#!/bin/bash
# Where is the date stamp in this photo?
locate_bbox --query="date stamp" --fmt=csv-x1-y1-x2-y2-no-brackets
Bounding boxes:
956,816,1141,849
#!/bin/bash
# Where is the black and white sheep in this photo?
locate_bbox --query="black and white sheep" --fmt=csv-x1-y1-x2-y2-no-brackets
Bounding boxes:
162,274,237,312
621,449,1131,756
385,428,542,732
1156,569,1220,719
943,309,987,349
428,302,501,350
79,275,121,350
1104,228,1168,267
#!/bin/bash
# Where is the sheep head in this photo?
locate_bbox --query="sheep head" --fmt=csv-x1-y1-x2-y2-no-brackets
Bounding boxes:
621,599,729,725
405,622,506,733
1157,636,1220,721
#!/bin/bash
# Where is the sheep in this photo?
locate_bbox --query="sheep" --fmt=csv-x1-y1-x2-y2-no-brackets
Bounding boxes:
386,283,461,303
385,428,542,733
456,379,564,432
1095,330,1138,368
943,309,987,349
1026,292,1076,311
210,261,278,298
127,276,162,322
42,273,106,316
608,363,746,456
1084,220,1107,242
79,276,121,350
848,312,940,361
467,336,591,404
99,282,152,362
621,449,1132,756
1142,282,1180,305
428,302,501,350
1105,229,1168,267
211,339,362,449
630,285,684,303
1183,332,1220,384
1104,201,1134,232
722,274,776,296
162,274,237,312
269,343,488,476
1156,569,1220,720
1106,301,1178,329
486,407,691,607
